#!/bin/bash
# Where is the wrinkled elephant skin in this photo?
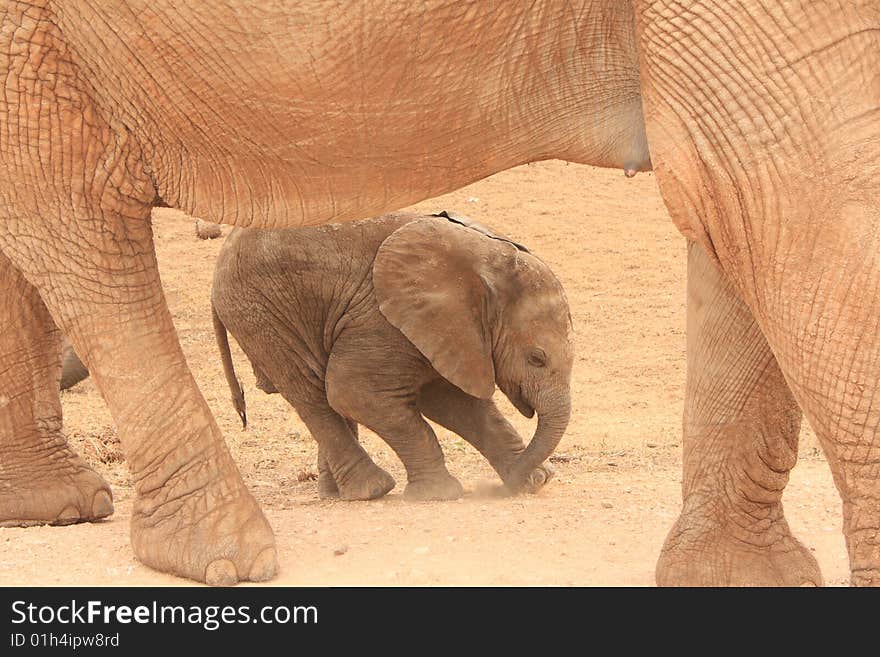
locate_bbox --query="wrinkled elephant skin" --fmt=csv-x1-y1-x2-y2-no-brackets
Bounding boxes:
211,213,572,502
0,1,877,586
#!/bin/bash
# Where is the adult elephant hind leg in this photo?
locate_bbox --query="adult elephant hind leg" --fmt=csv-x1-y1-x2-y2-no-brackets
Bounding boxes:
0,251,112,527
8,218,278,584
655,242,822,587
2,211,276,584
763,220,880,587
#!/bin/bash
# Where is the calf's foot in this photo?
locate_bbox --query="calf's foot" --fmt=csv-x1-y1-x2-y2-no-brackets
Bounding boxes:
404,472,464,501
317,471,340,499
502,463,554,494
335,458,396,501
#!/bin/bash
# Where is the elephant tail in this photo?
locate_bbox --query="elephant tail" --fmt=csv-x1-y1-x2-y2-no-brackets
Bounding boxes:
212,304,248,428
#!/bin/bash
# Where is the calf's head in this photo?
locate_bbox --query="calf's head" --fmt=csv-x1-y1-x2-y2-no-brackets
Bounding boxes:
373,214,573,491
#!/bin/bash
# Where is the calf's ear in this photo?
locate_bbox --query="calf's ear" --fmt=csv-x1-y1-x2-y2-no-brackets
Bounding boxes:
372,218,497,399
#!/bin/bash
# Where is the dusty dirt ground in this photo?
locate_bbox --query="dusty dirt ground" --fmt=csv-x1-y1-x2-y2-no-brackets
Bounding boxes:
0,161,850,586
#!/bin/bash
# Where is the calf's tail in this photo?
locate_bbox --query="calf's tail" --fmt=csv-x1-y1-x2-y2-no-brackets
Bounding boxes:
212,304,247,428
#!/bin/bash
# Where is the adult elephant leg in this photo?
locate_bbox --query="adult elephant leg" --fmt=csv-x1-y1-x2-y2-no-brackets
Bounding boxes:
655,243,822,586
637,0,879,586
0,250,113,526
0,4,274,584
1,214,276,585
417,379,553,492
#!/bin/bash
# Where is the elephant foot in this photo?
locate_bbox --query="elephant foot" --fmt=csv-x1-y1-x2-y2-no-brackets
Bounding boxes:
130,470,277,586
335,460,396,501
317,470,340,499
404,472,464,501
524,464,554,492
655,511,823,587
0,443,114,527
850,569,880,587
504,463,555,494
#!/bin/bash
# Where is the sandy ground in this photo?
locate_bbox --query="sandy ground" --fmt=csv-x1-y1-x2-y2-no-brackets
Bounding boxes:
0,161,850,586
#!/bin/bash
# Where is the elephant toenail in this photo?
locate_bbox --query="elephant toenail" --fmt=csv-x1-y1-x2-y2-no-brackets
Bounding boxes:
248,548,278,582
205,559,239,586
55,505,80,524
91,490,114,519
525,465,554,492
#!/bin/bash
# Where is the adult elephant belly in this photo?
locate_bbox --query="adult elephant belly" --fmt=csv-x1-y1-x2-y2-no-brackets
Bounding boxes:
0,0,650,587
54,1,652,228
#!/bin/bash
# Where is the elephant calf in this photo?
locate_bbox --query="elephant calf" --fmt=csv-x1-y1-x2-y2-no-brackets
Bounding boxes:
212,212,573,501
60,336,89,391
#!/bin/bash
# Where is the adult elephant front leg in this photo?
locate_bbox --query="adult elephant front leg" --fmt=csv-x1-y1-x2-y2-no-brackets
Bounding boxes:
655,243,822,586
0,250,113,526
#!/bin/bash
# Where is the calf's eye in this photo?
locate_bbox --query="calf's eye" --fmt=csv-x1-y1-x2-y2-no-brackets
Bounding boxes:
528,348,547,368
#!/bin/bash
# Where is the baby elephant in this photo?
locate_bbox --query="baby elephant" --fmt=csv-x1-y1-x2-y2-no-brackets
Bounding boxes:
212,212,573,501
60,336,89,390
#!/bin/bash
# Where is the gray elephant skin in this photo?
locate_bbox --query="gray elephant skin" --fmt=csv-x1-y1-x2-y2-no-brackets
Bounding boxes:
60,337,90,391
211,212,572,501
2,1,877,587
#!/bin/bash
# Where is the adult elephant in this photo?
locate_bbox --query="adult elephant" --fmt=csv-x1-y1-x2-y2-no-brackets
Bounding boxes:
0,2,876,586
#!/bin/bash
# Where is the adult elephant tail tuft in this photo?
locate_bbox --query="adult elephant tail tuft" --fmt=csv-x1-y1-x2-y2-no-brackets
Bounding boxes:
212,304,247,428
